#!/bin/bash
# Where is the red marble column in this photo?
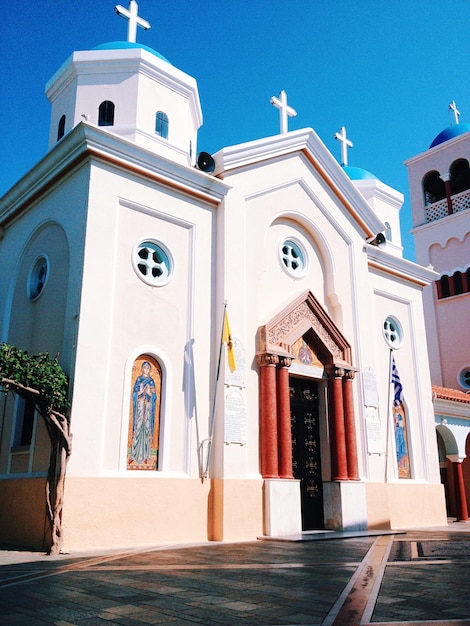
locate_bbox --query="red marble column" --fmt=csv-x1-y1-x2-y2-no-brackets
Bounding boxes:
452,460,469,521
343,371,360,480
277,357,293,479
257,353,279,479
327,367,348,481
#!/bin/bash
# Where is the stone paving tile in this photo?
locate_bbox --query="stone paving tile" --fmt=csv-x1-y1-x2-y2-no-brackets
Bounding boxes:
1,529,469,625
372,561,470,622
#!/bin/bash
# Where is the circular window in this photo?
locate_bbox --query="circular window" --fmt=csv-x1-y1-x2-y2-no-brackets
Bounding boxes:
27,255,49,300
458,367,470,391
279,238,307,277
133,240,173,286
383,316,403,349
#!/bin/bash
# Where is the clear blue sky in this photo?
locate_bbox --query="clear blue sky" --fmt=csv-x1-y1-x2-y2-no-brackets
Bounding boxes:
2,1,470,261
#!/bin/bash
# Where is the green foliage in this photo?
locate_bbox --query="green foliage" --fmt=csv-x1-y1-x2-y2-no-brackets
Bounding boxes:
0,343,70,416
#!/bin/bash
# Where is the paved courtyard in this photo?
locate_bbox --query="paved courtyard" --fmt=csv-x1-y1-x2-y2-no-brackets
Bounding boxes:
0,525,469,625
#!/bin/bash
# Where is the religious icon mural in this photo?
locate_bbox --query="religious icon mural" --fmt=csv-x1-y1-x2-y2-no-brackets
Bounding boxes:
127,355,162,470
291,336,323,369
391,356,411,479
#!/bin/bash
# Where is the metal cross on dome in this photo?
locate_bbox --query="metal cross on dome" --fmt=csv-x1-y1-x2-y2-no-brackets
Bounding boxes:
115,0,151,43
270,90,297,134
334,126,353,166
449,100,460,125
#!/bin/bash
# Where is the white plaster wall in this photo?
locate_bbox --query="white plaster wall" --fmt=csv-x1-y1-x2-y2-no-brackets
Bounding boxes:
368,279,440,484
217,150,384,484
67,160,216,478
352,179,404,253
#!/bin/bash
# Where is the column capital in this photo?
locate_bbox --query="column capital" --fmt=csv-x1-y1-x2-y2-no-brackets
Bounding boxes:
256,353,279,367
447,454,467,464
278,356,292,368
326,365,345,379
344,369,356,381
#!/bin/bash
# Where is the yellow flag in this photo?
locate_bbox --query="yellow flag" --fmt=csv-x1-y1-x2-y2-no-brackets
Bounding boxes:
222,309,236,372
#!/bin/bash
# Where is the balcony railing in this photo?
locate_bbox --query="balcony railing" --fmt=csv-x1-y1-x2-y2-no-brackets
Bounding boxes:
425,188,470,223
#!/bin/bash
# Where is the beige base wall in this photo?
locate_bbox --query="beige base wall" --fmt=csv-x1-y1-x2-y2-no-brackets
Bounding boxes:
209,478,264,541
62,477,264,551
0,478,49,550
0,476,263,551
366,482,448,529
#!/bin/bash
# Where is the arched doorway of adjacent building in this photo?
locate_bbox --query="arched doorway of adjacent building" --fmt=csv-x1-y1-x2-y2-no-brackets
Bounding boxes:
436,423,469,521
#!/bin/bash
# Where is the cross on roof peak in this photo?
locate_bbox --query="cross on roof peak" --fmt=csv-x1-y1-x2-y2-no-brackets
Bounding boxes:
449,100,460,125
334,126,353,166
270,90,297,134
115,0,151,43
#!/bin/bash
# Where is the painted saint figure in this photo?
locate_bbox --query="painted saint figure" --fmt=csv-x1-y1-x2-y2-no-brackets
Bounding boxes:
394,406,410,478
129,361,157,467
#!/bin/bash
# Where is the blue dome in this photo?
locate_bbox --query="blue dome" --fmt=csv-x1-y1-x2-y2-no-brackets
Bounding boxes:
429,123,470,149
342,165,379,181
94,41,170,64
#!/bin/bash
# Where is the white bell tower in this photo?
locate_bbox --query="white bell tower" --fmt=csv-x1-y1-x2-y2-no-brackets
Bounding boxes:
45,1,202,166
405,103,470,388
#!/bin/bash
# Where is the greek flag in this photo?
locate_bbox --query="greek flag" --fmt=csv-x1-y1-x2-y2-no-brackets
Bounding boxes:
391,356,404,407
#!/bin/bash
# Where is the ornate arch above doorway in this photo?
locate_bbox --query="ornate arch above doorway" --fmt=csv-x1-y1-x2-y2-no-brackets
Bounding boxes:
256,290,359,483
258,290,352,367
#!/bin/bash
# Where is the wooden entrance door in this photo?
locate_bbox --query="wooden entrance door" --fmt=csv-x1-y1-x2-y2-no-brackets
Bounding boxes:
290,377,324,530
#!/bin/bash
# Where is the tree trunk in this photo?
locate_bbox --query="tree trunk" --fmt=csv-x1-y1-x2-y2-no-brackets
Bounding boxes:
0,378,71,555
44,410,72,555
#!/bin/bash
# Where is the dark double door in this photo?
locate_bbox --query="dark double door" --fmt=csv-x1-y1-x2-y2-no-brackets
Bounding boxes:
290,377,324,530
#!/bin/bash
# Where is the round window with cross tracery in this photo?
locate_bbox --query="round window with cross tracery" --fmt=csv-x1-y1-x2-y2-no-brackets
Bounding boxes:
27,255,49,300
132,240,173,286
279,238,308,277
383,316,403,349
458,367,470,391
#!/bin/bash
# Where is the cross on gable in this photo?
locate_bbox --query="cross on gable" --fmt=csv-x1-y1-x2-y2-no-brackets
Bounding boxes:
449,100,460,125
270,90,297,134
115,0,151,43
334,126,353,166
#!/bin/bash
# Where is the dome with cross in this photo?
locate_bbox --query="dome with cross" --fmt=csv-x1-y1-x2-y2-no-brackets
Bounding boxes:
94,41,170,64
342,165,379,181
429,123,470,149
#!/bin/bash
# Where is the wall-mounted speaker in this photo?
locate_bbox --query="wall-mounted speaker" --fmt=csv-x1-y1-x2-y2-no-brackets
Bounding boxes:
369,232,386,246
196,152,215,173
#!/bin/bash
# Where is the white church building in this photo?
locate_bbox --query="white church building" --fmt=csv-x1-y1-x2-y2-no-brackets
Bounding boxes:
0,3,447,551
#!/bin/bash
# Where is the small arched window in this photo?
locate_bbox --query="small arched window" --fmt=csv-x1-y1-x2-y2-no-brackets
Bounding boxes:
439,275,450,299
453,271,463,295
422,171,446,206
155,111,169,138
98,101,115,127
57,115,66,141
450,159,470,196
384,221,392,241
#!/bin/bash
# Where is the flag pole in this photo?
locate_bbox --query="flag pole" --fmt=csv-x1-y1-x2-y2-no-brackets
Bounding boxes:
203,302,227,479
384,348,393,482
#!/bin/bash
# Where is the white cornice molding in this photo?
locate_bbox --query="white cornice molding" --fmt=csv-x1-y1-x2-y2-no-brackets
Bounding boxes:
367,244,438,286
214,127,385,238
434,398,470,419
0,123,228,226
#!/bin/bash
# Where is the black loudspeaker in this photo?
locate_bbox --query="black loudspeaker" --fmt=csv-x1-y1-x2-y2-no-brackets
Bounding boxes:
369,232,386,246
197,152,215,173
